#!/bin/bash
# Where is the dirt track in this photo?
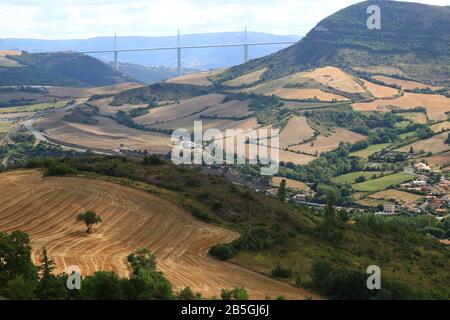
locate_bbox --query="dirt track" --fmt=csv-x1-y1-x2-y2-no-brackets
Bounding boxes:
0,170,319,299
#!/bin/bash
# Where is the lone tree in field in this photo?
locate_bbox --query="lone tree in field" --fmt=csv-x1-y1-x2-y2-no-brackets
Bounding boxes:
76,211,102,234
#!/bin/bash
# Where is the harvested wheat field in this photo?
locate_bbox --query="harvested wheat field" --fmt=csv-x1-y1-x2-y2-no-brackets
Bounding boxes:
269,88,348,101
223,68,267,87
302,66,365,93
166,69,225,86
290,128,366,155
0,50,21,56
397,132,450,154
35,112,173,154
352,93,450,121
401,112,428,124
135,94,225,126
431,121,450,133
0,170,319,299
272,177,309,191
351,66,405,76
370,189,423,204
361,79,400,98
372,75,441,90
279,116,315,148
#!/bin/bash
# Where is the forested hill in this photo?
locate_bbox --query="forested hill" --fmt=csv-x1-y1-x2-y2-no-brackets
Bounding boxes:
0,51,134,87
216,1,450,86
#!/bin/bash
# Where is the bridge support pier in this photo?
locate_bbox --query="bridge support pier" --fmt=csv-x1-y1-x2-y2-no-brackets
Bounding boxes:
177,30,182,75
114,51,119,70
243,26,249,63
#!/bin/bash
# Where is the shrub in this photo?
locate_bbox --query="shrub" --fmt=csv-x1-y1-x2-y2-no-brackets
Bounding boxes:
209,244,237,260
271,264,292,278
232,287,249,300
422,227,446,239
44,162,76,176
176,287,201,300
143,154,165,165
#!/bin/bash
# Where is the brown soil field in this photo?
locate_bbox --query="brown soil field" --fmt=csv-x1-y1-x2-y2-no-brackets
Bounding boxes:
301,66,365,93
91,97,147,118
223,68,267,87
236,73,305,96
361,79,400,98
352,93,450,121
220,135,316,166
279,116,315,148
147,111,258,133
397,132,450,154
271,177,309,191
372,75,441,90
370,189,423,204
269,88,348,101
135,94,225,126
200,99,253,118
431,121,450,133
47,83,142,99
0,170,318,299
420,151,450,168
35,112,173,154
166,69,225,86
290,128,366,155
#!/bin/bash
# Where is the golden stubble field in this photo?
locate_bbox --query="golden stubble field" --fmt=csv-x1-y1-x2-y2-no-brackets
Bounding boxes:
361,79,400,98
0,170,319,299
166,69,225,86
372,75,441,90
352,92,450,121
290,128,366,155
223,68,267,87
397,132,450,154
279,116,315,148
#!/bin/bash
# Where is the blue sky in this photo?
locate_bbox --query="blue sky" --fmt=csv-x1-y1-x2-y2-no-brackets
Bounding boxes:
0,0,449,39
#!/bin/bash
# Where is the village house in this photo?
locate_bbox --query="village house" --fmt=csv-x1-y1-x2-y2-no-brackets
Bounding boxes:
414,162,431,172
383,203,397,214
292,194,307,203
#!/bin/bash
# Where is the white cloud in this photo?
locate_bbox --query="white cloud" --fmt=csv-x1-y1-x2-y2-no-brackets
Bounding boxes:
0,0,449,39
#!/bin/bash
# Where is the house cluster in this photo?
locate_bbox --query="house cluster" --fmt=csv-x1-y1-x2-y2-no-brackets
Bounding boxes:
379,162,450,216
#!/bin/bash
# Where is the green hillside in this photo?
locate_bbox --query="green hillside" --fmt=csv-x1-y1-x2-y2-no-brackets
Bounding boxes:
0,51,134,87
216,1,450,85
21,156,450,300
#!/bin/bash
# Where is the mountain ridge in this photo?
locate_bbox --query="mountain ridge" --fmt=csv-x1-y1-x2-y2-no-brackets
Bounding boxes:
0,32,300,70
0,51,134,87
216,1,450,85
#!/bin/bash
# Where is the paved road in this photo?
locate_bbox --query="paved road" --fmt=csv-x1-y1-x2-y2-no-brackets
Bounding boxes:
22,102,115,156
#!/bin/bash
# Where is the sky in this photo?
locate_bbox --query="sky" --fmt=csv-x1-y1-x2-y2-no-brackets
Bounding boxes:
0,0,449,39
